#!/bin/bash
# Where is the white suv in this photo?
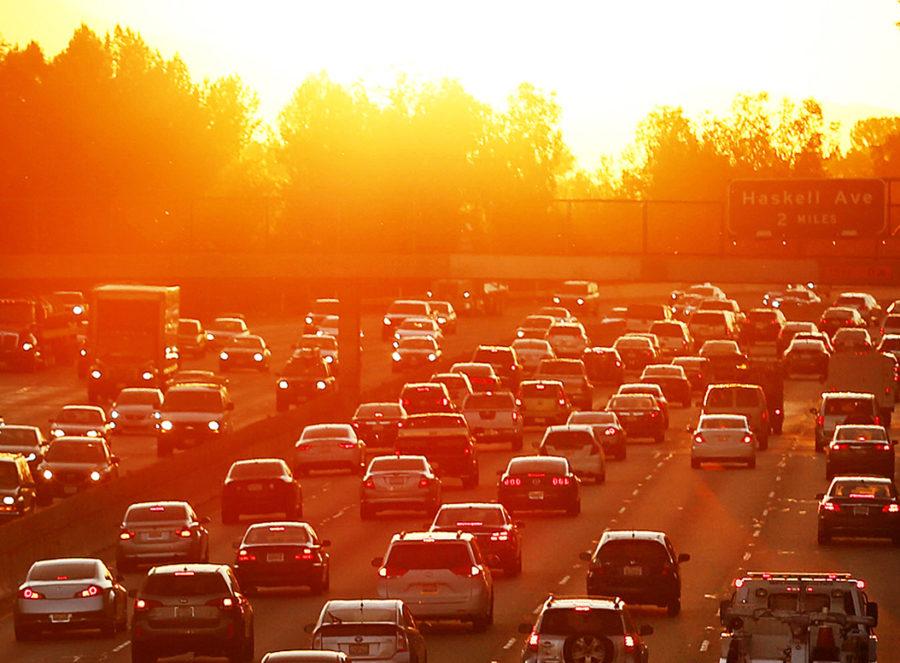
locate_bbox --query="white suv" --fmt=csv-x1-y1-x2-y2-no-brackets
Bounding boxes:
373,531,494,631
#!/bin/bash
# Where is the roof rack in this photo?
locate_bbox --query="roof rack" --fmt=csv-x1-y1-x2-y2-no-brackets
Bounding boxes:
744,572,854,582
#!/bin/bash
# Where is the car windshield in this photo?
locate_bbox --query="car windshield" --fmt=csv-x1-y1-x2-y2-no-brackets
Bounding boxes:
29,561,97,581
228,461,284,480
539,608,624,636
400,338,437,350
513,340,551,351
435,506,504,527
282,359,326,376
389,302,427,315
355,404,403,418
824,308,856,319
464,393,514,409
46,441,105,463
701,342,740,356
211,319,244,332
126,505,188,524
244,525,312,546
0,463,19,488
178,321,200,334
229,337,263,349
691,312,726,324
56,409,102,424
143,572,228,596
164,390,223,413
116,390,159,405
608,395,654,410
560,282,591,294
543,430,594,449
824,399,872,415
831,481,895,499
384,542,471,569
700,417,746,430
836,295,867,307
310,300,340,315
596,539,669,566
369,457,427,473
626,304,665,319
834,427,887,441
522,316,554,330
549,326,583,337
0,428,38,447
507,458,568,475
615,338,651,350
303,426,351,440
299,337,337,350
789,340,826,352
749,311,778,322
399,319,434,330
570,412,616,425
650,322,683,336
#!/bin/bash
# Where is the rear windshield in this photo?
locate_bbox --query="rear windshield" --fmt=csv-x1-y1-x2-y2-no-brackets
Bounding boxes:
399,319,435,331
178,320,201,334
569,412,616,425
880,338,900,351
691,312,727,325
608,395,654,410
824,398,873,415
749,310,778,322
399,435,469,450
521,383,564,397
46,441,106,463
319,623,399,637
29,561,97,581
522,317,554,330
700,417,746,430
143,573,228,596
126,505,188,523
399,337,437,350
834,427,887,441
164,390,223,412
596,539,669,565
228,461,284,480
539,362,582,376
116,390,159,405
244,525,312,546
385,542,472,569
548,326,583,337
355,404,403,418
0,428,38,446
626,304,666,319
507,458,568,475
299,337,337,350
543,430,595,449
831,481,895,499
836,295,867,307
389,302,427,315
435,507,504,527
211,319,244,332
539,608,624,636
823,308,856,319
706,388,760,408
310,300,340,315
473,348,513,362
453,364,493,377
229,337,263,349
303,426,352,440
513,340,551,352
369,457,427,472
464,393,514,409
649,322,683,336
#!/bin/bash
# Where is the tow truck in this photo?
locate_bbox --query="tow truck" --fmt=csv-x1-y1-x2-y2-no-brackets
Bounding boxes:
719,572,879,663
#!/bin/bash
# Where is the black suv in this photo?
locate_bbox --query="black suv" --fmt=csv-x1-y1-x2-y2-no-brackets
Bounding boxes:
580,530,690,616
131,564,254,663
275,350,336,412
222,459,303,524
519,595,652,663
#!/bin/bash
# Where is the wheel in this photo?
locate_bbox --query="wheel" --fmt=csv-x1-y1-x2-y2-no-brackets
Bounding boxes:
617,446,627,461
115,554,132,574
230,633,254,663
471,597,493,632
36,491,52,507
815,439,824,453
596,470,606,484
747,457,756,469
691,458,701,469
310,567,329,595
562,634,615,663
13,621,34,642
654,432,665,444
817,526,831,545
773,423,783,435
101,614,117,638
758,435,769,451
667,598,682,616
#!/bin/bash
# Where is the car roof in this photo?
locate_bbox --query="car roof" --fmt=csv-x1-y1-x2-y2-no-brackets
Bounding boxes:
393,531,475,543
30,557,101,568
127,500,190,510
318,599,402,622
437,501,504,511
263,652,348,662
148,563,227,576
542,595,623,611
599,530,667,544
829,475,894,485
60,405,104,413
230,457,286,467
544,424,594,434
822,391,875,399
167,383,225,393
700,414,748,423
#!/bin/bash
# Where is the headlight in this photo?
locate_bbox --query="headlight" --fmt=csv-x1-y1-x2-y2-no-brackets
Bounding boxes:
305,316,314,325
152,411,161,419
438,317,447,324
278,379,289,389
42,469,53,480
206,333,215,341
316,380,327,391
577,298,584,305
324,355,334,364
160,420,174,431
392,341,400,349
383,317,392,326
90,369,102,379
428,353,437,362
553,297,560,304
219,352,229,360
141,371,153,380
51,429,64,438
21,342,33,351
89,471,101,482
79,348,87,357
517,330,524,338
392,352,401,362
208,420,220,431
2,496,14,505
72,305,84,316
85,430,99,437
24,453,36,462
111,410,119,419
253,353,263,362
463,291,470,299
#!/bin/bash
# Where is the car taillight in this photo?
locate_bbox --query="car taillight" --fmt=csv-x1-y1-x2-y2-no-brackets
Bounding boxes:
76,585,101,598
831,443,848,451
206,597,237,609
19,588,44,600
363,478,376,489
615,360,622,367
175,528,194,538
693,434,704,444
527,630,540,651
874,415,882,425
604,427,617,436
396,629,409,652
624,635,637,651
551,476,571,486
882,504,900,513
119,529,135,541
816,415,824,426
237,548,256,561
558,398,566,406
339,442,357,449
296,444,312,452
742,435,753,444
295,547,315,561
503,477,522,487
879,443,892,451
650,410,659,417
511,411,519,421
515,398,523,407
378,566,408,578
134,598,161,611
490,531,510,541
418,477,431,488
823,502,840,512
452,565,481,577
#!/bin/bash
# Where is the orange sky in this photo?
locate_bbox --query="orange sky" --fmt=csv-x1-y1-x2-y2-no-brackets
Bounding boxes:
1,0,898,167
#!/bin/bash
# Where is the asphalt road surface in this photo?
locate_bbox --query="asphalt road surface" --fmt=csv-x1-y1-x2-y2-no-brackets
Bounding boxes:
0,298,897,663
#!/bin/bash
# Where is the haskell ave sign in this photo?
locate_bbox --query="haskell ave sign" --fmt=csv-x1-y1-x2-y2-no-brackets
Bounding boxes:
728,178,886,239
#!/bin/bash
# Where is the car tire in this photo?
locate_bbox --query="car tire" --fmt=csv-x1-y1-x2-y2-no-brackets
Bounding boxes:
654,432,665,444
667,598,682,617
817,526,831,545
230,633,253,663
815,439,824,453
275,399,288,413
511,437,524,452
101,614,117,638
310,568,329,595
617,447,627,461
36,492,52,507
471,598,493,632
596,470,606,484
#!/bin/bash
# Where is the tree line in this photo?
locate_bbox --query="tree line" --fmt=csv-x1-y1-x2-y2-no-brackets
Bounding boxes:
1,25,897,254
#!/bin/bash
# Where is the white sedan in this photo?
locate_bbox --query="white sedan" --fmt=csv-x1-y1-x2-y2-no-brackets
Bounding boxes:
294,424,366,475
690,414,756,469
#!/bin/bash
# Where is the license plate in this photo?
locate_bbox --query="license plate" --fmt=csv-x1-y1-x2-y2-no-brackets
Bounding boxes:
389,477,405,486
64,485,78,495
349,643,369,656
853,506,868,516
247,484,263,492
528,491,544,500
176,606,193,618
266,553,284,563
624,566,643,576
420,584,438,594
144,531,166,540
50,613,71,623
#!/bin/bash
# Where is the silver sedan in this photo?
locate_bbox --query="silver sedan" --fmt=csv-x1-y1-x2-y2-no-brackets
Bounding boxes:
360,455,442,519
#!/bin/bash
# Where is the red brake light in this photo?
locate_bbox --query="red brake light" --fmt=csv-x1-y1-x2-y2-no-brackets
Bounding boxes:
624,635,637,651
418,477,430,488
527,630,540,651
339,442,357,449
604,427,617,436
882,504,900,513
503,476,522,487
295,547,315,561
363,478,375,489
551,476,571,486
76,585,101,598
879,443,892,451
133,598,161,612
874,415,882,425
206,597,237,609
378,566,408,578
742,435,753,444
237,548,257,561
558,398,566,406
119,529,135,541
693,434,704,444
823,502,840,512
816,415,824,426
19,588,44,600
175,528,193,539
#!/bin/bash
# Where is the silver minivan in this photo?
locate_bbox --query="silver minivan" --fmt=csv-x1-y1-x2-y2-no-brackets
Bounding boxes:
538,425,607,482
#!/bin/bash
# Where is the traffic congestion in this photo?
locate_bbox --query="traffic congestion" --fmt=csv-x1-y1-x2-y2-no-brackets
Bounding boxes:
0,281,897,663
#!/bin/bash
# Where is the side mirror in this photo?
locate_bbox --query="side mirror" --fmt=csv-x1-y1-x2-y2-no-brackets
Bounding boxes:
867,602,879,627
320,539,331,548
518,622,533,634
816,493,825,500
371,557,383,567
639,624,653,636
678,553,691,563
303,623,316,634
579,551,593,562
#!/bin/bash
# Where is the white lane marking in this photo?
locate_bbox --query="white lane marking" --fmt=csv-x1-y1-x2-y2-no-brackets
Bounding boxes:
653,451,662,459
753,530,761,538
768,491,776,498
700,639,709,652
112,640,131,653
558,575,570,585
743,552,752,561
618,506,626,514
631,488,639,496
503,637,517,650
645,474,653,481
